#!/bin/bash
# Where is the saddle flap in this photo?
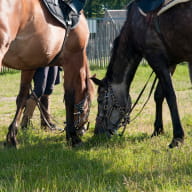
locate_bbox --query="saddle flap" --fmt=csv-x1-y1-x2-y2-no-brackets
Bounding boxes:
42,0,81,28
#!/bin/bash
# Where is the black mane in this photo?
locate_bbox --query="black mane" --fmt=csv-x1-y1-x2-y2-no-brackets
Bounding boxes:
106,36,120,82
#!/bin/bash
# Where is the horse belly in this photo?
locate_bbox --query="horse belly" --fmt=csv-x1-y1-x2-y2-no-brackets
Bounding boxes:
2,0,65,70
3,27,65,70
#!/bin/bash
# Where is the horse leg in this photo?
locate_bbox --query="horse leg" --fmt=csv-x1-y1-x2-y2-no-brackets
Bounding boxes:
64,90,82,146
5,70,35,147
63,64,82,146
152,81,165,136
147,54,184,148
152,65,176,137
63,52,88,146
188,62,192,84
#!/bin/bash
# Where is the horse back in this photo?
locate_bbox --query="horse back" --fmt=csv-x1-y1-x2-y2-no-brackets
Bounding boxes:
129,1,192,62
158,1,192,61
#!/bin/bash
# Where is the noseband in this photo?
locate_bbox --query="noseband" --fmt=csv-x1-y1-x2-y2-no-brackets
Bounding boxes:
96,84,130,134
97,72,157,136
74,94,91,132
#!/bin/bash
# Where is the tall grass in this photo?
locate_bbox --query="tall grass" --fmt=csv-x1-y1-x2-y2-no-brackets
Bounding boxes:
0,64,192,192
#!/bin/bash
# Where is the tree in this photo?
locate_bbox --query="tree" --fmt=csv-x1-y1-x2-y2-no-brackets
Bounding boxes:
84,0,104,17
84,0,130,18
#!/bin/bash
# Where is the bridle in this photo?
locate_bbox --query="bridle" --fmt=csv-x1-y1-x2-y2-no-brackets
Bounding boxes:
96,72,157,136
96,84,131,134
74,94,91,133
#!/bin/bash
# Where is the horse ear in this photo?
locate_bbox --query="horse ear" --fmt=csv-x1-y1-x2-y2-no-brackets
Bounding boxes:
90,76,103,86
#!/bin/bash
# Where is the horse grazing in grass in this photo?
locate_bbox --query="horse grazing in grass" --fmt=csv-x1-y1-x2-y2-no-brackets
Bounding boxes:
0,0,94,147
91,0,192,148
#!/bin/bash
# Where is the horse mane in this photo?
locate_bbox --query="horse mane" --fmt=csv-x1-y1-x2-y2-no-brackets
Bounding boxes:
105,2,134,83
106,36,120,82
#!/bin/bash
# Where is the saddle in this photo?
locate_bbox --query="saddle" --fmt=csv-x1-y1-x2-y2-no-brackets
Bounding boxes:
137,0,191,15
42,0,86,29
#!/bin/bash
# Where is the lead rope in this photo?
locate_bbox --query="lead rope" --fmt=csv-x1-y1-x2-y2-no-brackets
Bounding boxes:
30,89,64,131
120,71,158,136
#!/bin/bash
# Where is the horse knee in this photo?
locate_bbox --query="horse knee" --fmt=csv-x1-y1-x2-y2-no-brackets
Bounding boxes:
64,90,75,105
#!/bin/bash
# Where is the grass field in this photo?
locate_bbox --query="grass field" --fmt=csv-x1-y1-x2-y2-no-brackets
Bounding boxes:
0,64,192,192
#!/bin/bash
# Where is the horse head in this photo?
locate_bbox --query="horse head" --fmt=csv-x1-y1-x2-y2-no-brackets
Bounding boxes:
91,77,131,136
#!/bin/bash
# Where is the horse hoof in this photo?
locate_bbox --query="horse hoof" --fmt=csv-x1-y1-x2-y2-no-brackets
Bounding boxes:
5,133,18,148
72,141,83,147
4,140,17,148
72,137,82,147
151,130,164,137
168,138,184,148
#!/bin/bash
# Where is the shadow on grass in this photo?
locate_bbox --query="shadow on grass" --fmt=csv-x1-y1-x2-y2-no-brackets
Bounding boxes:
0,127,152,151
0,131,112,191
0,128,190,191
81,131,151,150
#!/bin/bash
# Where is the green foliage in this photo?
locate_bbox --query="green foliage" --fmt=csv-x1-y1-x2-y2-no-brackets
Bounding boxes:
0,65,192,191
84,0,130,17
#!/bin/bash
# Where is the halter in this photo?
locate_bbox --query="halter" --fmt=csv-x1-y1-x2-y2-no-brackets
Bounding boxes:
96,84,130,134
96,72,157,136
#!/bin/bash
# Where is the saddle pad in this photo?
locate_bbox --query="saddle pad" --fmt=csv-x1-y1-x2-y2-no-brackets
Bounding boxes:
42,0,80,29
157,0,191,15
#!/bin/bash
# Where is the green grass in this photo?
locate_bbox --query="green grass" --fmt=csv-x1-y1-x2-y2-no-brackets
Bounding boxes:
0,64,192,192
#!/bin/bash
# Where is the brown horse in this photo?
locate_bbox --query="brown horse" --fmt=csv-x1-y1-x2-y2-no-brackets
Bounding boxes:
0,0,94,147
91,1,192,148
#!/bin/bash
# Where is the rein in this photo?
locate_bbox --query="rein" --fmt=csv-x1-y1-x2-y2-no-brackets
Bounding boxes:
100,71,157,136
120,72,157,136
30,88,91,132
128,71,156,119
30,88,64,131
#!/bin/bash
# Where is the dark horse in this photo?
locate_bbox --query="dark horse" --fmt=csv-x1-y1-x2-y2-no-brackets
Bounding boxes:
91,1,192,148
0,0,94,147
